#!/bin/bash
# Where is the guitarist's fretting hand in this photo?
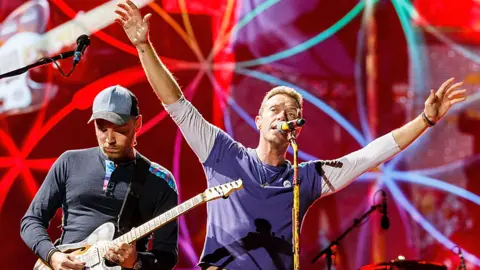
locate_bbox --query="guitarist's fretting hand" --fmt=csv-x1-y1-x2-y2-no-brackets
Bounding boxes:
105,242,137,268
50,252,85,270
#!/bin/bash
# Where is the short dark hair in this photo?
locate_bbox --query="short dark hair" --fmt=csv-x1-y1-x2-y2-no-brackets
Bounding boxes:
129,92,140,116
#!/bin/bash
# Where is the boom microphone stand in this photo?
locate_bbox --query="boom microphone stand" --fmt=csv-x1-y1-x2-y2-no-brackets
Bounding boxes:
311,204,381,269
0,50,76,80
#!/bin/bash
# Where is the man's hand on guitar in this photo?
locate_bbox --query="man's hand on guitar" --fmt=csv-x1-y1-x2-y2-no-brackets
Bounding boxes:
105,242,137,268
115,0,151,47
50,251,85,270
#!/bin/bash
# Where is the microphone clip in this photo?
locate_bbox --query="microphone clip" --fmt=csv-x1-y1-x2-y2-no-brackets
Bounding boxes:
276,118,306,134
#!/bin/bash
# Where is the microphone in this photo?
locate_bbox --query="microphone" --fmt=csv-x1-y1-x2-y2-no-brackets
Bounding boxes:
380,191,390,230
73,35,91,66
276,118,306,133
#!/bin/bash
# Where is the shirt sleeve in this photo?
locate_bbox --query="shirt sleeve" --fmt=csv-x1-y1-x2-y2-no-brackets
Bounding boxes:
165,97,245,185
164,97,219,163
20,151,69,262
318,132,401,197
201,129,247,185
136,173,178,270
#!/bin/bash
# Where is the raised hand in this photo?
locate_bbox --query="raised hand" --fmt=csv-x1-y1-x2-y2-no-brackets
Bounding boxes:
424,77,467,123
115,0,151,47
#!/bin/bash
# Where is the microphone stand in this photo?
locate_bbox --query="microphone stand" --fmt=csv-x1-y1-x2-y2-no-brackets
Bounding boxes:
311,204,381,269
0,50,75,80
289,131,301,270
455,247,467,270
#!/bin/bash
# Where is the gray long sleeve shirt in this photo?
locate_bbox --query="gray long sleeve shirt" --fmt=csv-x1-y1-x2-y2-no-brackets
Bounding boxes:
20,147,178,269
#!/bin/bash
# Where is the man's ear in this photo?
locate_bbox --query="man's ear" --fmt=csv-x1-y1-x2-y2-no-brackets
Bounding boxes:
255,115,261,130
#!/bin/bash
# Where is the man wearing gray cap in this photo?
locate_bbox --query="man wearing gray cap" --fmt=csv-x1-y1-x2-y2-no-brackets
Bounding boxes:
21,85,179,270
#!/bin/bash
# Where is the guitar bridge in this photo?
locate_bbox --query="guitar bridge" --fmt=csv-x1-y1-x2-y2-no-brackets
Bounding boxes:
82,247,101,268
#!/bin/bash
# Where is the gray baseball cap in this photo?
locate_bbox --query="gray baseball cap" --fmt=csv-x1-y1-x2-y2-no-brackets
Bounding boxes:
88,85,140,125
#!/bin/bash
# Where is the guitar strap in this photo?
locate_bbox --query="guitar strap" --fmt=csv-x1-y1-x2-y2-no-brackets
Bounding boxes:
116,153,151,235
53,153,151,247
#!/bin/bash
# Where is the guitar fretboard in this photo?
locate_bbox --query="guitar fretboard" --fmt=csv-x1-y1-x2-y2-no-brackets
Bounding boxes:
113,193,204,245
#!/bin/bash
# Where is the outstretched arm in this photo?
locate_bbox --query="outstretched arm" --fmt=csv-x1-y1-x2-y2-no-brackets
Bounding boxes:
392,77,466,148
115,0,182,105
115,1,220,162
320,78,467,196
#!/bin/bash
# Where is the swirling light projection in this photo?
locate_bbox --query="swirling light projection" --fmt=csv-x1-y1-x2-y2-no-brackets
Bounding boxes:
1,0,479,269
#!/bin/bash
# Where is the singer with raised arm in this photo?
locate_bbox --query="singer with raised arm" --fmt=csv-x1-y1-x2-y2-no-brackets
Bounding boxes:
114,1,468,269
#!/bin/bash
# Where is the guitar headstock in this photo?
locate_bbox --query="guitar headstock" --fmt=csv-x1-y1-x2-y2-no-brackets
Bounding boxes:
203,179,243,202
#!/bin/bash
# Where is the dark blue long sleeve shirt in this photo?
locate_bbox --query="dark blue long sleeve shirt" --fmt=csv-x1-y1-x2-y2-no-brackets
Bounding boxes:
20,147,178,269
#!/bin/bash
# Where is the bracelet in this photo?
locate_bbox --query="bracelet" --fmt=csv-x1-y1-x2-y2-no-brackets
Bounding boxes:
46,247,60,265
422,111,435,127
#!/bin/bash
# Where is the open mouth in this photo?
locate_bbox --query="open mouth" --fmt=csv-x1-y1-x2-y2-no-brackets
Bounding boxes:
270,124,287,136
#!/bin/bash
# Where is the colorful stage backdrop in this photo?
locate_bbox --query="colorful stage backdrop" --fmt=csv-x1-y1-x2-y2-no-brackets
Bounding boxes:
1,0,480,269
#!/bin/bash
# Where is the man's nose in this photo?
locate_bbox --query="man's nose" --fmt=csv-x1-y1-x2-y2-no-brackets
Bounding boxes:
276,111,287,121
106,130,116,144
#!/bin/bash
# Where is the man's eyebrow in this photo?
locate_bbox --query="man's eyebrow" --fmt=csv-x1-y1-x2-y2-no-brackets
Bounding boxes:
115,123,130,129
285,104,299,109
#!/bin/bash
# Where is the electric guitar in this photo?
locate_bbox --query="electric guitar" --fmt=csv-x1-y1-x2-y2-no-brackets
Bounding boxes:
0,0,153,115
32,179,243,270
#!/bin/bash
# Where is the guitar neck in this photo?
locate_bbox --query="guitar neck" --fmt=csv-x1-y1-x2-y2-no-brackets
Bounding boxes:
113,193,205,245
38,0,153,54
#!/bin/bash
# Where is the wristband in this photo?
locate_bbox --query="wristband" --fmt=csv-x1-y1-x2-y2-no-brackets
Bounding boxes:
422,111,435,127
46,247,60,265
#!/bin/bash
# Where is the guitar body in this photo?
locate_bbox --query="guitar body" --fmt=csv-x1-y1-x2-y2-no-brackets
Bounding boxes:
31,179,244,270
33,222,119,270
1,0,158,115
0,0,56,115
